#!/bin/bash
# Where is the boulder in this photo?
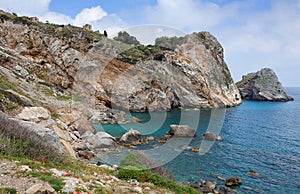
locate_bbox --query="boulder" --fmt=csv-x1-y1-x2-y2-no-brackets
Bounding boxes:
120,129,142,146
236,68,293,101
202,132,221,141
218,186,236,194
169,125,196,137
225,176,242,186
17,107,50,122
83,131,117,149
25,183,56,194
78,150,95,160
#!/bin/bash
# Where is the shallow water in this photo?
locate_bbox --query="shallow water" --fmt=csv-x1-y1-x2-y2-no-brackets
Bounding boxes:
94,87,300,193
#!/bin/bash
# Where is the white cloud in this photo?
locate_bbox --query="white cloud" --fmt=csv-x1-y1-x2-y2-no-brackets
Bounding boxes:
74,6,108,27
39,12,73,25
0,0,50,16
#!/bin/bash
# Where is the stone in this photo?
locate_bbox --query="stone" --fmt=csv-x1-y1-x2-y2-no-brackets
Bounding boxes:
17,107,50,123
120,129,142,146
146,136,155,141
225,176,242,186
202,132,221,141
236,68,293,101
78,150,95,160
25,183,56,194
169,125,196,137
218,186,236,194
83,131,117,150
134,186,143,193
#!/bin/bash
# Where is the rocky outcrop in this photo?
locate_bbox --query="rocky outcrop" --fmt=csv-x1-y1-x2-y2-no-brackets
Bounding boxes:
236,68,293,101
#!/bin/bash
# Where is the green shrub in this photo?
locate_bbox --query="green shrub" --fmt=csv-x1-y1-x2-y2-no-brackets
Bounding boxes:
0,187,17,194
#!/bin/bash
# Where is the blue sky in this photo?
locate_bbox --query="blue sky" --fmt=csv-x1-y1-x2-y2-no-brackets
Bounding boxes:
0,0,299,86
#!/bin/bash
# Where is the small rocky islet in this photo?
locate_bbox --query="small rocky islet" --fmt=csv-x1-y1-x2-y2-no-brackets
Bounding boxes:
0,9,293,193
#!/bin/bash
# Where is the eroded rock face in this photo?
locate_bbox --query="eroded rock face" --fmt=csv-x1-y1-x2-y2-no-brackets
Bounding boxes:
236,68,293,101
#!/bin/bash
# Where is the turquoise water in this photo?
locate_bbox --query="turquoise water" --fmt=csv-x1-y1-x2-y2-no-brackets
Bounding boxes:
94,87,300,193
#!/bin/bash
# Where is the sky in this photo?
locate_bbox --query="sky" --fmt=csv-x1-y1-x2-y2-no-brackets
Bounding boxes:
0,0,299,86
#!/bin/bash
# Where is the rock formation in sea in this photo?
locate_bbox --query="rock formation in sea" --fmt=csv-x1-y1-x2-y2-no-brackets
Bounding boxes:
236,68,293,101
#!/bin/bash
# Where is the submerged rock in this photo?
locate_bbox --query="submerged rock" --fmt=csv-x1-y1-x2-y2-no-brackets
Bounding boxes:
236,68,293,101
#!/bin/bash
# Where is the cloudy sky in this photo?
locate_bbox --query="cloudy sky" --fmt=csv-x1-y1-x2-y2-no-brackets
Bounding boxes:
0,0,299,86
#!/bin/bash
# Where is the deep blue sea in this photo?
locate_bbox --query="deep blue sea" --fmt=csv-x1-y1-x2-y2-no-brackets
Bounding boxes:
94,87,300,193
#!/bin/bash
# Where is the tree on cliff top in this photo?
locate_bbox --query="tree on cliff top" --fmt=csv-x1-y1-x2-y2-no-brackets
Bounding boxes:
113,31,140,46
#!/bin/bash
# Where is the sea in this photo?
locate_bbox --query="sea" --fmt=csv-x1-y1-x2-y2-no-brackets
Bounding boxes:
94,87,300,193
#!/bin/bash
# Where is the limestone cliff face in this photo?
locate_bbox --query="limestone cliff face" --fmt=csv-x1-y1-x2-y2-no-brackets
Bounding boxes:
0,10,241,123
236,68,293,101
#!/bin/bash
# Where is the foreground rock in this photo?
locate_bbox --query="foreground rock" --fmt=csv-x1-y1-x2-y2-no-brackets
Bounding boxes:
25,183,56,194
225,176,242,186
169,125,196,137
236,68,293,101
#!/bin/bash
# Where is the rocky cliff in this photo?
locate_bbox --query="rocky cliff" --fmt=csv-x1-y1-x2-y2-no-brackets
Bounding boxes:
236,68,293,101
0,10,241,155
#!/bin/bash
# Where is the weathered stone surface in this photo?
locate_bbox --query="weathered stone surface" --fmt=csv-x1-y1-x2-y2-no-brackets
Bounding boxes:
25,183,56,194
120,129,142,145
17,107,50,122
169,125,196,137
236,68,293,101
225,176,242,186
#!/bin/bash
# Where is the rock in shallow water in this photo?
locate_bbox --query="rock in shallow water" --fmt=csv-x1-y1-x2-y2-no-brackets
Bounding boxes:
225,176,242,186
169,124,196,137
